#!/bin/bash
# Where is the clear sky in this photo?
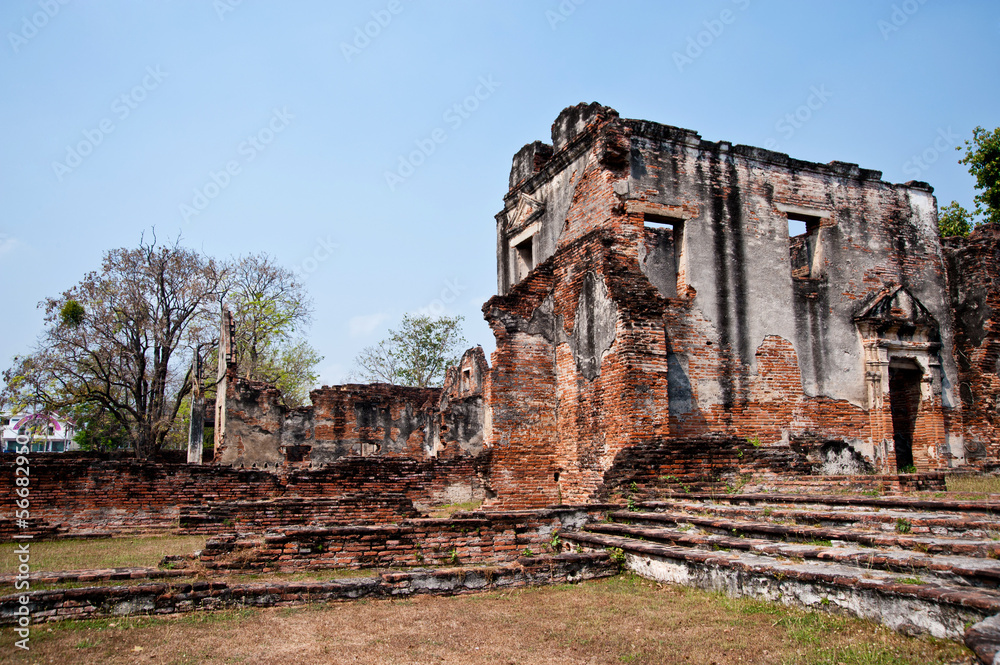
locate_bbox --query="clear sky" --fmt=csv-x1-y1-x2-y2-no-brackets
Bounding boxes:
1,0,998,390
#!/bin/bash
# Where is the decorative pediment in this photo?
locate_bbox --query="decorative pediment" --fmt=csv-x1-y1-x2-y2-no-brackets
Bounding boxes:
854,284,938,332
507,192,545,233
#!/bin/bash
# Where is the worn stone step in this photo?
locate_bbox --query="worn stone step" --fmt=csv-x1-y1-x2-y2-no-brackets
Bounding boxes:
609,510,1000,557
634,475,948,499
561,529,1000,642
0,553,617,625
585,522,1000,588
648,500,1000,537
641,494,1000,514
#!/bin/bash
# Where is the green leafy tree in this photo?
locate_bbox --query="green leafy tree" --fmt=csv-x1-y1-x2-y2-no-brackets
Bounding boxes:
938,125,1000,236
222,253,321,406
2,235,224,458
267,340,323,405
71,404,130,452
2,241,324,454
352,314,466,387
961,126,1000,225
938,201,974,238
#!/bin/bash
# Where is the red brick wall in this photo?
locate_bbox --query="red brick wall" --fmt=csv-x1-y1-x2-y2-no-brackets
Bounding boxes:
0,453,489,538
483,104,962,507
198,508,604,571
945,223,1000,468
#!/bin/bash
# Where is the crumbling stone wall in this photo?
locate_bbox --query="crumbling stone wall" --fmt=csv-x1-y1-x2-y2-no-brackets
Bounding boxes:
945,223,1000,468
214,348,490,468
0,453,490,538
198,507,600,571
485,103,963,507
435,346,491,458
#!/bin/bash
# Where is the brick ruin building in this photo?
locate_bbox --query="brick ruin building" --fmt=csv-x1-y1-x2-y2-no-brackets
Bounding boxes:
210,102,1000,509
14,105,1000,652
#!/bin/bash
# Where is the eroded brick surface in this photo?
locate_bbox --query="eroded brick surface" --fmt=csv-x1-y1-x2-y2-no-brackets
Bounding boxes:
0,454,489,537
945,223,1000,469
484,103,966,508
215,347,490,469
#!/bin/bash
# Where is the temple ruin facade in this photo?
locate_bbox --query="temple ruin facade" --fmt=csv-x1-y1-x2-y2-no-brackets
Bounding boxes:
210,103,1000,508
12,105,1000,656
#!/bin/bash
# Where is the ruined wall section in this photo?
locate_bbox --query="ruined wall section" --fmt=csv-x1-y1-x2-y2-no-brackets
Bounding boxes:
483,260,561,508
215,376,287,469
497,103,627,295
435,346,490,458
486,232,688,506
944,223,1000,467
623,119,961,470
309,384,440,464
0,454,491,538
487,103,963,509
216,354,489,469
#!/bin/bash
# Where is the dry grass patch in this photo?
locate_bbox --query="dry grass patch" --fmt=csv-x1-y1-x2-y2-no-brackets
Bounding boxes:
0,535,206,574
946,474,1000,496
426,499,483,518
27,568,398,592
8,575,974,664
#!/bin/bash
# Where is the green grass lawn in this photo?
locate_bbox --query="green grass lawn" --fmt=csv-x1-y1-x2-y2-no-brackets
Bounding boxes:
0,534,206,574
946,474,1000,495
10,575,973,665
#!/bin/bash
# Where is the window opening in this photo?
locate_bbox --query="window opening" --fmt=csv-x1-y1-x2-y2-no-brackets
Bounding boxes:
514,237,534,282
787,211,824,279
889,364,922,471
642,214,686,297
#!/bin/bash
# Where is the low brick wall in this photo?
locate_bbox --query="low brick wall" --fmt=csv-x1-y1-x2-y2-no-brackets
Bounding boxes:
0,453,488,539
599,438,946,498
178,494,420,534
739,473,947,494
199,508,607,571
0,553,617,624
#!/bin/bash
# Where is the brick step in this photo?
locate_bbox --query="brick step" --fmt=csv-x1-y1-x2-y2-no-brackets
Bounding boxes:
635,474,947,498
609,510,1000,557
0,567,194,587
0,553,617,625
640,493,1000,514
561,529,1000,642
654,501,1000,537
585,522,1000,588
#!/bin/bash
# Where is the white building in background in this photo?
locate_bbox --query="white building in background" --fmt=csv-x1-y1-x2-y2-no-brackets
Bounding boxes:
1,413,78,453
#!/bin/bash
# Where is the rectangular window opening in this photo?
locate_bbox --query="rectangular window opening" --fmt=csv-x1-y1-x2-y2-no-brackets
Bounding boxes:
787,212,824,279
514,237,534,282
642,214,686,297
787,211,821,238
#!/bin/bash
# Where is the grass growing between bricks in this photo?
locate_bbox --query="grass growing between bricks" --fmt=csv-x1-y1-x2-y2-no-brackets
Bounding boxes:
0,535,206,573
946,474,1000,495
426,499,484,518
7,574,973,664
22,567,413,592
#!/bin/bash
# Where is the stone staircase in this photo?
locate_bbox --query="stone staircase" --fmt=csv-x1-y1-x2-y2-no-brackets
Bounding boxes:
561,493,1000,661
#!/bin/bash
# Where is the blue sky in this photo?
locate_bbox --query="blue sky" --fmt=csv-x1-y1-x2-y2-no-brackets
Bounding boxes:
1,0,998,390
